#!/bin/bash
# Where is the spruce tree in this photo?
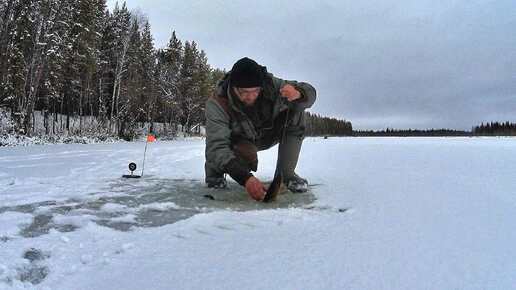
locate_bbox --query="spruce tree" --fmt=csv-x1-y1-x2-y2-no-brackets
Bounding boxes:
108,1,131,132
140,20,156,125
158,30,182,125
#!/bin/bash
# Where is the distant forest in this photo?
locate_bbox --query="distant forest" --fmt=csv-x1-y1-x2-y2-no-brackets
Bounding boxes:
354,128,471,137
305,112,352,136
354,121,516,137
0,1,339,140
472,122,516,136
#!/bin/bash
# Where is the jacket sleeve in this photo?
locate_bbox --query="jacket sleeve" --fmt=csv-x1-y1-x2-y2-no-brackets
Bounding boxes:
271,75,317,111
205,98,253,186
205,98,236,170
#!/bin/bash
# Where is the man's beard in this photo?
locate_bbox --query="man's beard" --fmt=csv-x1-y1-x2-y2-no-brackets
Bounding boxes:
242,100,256,107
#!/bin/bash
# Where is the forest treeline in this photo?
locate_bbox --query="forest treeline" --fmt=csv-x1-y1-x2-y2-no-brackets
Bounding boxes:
472,122,516,136
354,128,471,137
304,112,352,136
0,1,350,140
354,121,516,137
0,1,226,139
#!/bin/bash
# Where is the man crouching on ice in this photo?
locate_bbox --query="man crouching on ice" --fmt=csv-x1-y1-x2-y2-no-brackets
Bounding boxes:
204,57,316,201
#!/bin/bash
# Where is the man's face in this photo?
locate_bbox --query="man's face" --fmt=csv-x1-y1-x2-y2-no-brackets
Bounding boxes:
234,87,261,106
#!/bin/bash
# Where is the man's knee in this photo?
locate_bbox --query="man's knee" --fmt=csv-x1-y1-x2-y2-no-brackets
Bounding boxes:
232,140,258,171
286,110,306,138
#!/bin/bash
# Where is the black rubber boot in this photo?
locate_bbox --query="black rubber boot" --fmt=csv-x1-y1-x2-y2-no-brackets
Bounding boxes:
285,173,308,193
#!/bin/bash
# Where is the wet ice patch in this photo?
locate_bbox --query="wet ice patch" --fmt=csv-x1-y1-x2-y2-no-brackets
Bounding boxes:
106,177,316,212
3,178,316,237
52,213,96,229
18,214,79,238
0,200,57,215
18,214,53,238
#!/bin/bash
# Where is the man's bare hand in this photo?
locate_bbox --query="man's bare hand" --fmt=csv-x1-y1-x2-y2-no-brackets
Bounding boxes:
245,176,266,201
280,84,301,102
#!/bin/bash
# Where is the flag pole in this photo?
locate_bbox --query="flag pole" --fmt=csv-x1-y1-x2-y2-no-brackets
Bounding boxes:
141,140,149,177
141,134,156,177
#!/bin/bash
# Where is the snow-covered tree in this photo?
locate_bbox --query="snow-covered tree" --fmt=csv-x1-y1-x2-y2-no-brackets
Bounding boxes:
157,30,182,125
9,0,66,135
108,2,131,132
139,20,157,124
0,1,231,139
117,18,141,139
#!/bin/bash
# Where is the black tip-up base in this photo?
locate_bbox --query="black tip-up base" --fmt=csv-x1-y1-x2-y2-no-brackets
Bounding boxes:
122,174,141,178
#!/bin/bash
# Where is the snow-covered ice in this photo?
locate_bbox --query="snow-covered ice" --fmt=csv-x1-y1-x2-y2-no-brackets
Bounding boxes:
1,137,515,289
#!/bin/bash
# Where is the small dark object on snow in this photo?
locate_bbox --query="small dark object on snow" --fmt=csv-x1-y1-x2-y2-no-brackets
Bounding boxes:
122,162,141,178
203,194,215,200
324,136,328,139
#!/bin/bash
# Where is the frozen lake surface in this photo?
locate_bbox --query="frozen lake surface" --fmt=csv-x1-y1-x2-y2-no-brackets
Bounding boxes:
1,137,515,289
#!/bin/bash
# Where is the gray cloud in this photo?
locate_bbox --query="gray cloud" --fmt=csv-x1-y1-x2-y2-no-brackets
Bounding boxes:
108,0,516,130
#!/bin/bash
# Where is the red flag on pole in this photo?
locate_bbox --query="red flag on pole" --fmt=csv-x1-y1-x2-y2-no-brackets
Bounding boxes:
147,134,156,142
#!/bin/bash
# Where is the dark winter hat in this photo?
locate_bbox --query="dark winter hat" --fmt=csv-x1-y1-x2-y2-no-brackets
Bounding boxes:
230,57,265,88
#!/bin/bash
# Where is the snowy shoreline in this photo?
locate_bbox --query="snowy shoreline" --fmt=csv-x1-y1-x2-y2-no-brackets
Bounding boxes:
2,134,514,148
0,134,209,147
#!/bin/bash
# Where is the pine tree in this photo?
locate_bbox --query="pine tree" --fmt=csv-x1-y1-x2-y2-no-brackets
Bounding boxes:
139,20,156,125
9,0,68,135
159,30,182,125
191,49,212,129
117,17,142,139
177,40,199,132
38,0,75,134
0,0,24,116
108,1,131,132
97,7,115,127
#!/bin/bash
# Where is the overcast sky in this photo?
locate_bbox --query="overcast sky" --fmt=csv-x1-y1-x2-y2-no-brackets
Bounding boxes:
107,0,515,130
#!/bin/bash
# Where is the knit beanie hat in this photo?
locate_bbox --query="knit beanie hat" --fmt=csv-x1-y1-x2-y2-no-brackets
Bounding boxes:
230,57,265,88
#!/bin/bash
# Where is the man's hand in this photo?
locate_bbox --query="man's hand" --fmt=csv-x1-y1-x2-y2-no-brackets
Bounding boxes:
245,176,266,201
280,84,301,102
